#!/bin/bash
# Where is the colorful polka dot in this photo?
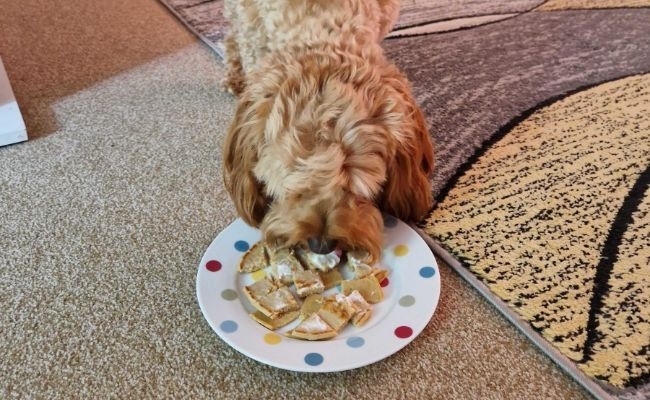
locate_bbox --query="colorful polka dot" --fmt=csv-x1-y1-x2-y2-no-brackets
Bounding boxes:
221,289,238,301
206,260,222,272
234,240,250,252
419,266,436,278
346,337,365,348
394,326,413,339
264,333,282,345
304,352,324,366
380,277,389,287
383,215,398,228
251,269,266,281
393,245,409,256
220,320,238,333
399,295,415,307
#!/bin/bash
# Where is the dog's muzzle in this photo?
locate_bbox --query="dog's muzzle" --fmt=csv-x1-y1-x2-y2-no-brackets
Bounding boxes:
307,237,337,254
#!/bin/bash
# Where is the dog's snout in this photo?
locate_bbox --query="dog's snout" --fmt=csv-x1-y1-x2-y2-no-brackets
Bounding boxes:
307,237,337,254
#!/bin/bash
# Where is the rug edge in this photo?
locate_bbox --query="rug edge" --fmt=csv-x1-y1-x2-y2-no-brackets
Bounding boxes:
412,225,616,400
158,0,226,59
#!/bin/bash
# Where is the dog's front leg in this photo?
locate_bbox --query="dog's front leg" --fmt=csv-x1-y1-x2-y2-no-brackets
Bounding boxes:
222,32,246,96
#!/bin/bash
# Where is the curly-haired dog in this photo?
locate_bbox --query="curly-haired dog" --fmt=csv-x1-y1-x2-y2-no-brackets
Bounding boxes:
222,0,434,263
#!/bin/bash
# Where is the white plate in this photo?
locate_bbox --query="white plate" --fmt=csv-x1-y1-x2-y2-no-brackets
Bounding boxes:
196,215,441,372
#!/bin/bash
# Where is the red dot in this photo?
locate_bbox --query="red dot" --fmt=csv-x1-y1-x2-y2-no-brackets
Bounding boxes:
206,260,222,272
394,326,413,339
380,278,389,287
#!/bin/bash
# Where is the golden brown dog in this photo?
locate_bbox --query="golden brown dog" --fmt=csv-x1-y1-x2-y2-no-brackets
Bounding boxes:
222,0,434,262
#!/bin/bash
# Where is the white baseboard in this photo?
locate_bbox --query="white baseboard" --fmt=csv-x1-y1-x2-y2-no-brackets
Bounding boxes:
0,56,27,147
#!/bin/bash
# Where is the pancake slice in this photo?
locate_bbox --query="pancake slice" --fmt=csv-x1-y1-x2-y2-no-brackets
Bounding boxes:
289,313,337,340
293,269,325,297
238,242,269,273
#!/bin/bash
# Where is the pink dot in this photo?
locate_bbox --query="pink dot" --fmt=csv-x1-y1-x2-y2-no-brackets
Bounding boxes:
206,260,222,272
380,278,389,287
394,326,413,339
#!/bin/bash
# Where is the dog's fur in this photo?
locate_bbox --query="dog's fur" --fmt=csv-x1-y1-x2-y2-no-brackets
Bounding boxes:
222,0,434,263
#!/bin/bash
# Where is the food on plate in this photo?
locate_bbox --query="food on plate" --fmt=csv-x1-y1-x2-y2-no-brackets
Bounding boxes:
346,249,389,281
239,243,389,340
244,277,300,318
340,276,384,303
295,247,341,271
288,313,338,340
299,294,324,319
250,310,300,330
319,267,343,289
371,268,389,283
238,242,269,273
316,295,355,331
288,291,373,339
293,269,325,297
345,249,373,277
267,247,304,284
243,276,279,298
344,290,372,327
349,261,373,278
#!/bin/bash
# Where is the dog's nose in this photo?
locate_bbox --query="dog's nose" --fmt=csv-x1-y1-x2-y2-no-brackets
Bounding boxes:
307,237,337,254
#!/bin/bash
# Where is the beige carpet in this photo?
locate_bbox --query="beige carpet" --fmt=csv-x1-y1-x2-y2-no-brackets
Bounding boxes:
0,0,590,398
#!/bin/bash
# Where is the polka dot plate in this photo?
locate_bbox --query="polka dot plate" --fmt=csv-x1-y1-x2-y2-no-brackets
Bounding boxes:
196,215,440,372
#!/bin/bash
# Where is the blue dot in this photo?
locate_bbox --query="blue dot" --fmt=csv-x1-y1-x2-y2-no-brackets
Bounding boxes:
346,337,365,348
419,266,436,278
304,352,324,366
220,320,238,333
234,240,250,252
383,214,398,228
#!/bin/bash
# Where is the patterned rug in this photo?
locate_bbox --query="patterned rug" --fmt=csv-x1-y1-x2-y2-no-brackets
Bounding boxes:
160,1,650,399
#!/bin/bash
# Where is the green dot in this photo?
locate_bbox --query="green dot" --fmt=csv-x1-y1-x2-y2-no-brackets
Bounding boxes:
221,289,238,301
399,295,415,307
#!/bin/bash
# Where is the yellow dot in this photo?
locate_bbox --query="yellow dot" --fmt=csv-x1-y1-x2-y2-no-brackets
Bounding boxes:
393,244,409,256
264,332,282,345
251,269,266,281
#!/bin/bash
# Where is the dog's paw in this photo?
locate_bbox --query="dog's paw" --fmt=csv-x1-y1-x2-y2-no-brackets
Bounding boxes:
220,76,245,96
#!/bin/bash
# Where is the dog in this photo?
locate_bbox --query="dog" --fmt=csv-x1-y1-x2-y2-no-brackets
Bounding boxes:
222,0,434,263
